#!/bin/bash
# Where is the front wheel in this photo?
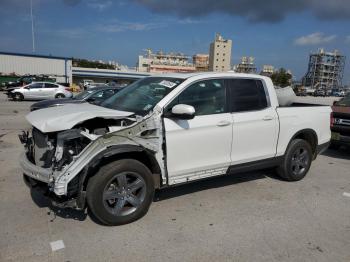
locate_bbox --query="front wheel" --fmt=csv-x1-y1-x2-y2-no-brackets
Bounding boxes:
87,159,155,226
14,92,24,101
55,93,65,99
277,139,312,181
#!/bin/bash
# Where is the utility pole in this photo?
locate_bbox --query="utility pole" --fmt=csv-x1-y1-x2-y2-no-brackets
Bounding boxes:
30,0,35,52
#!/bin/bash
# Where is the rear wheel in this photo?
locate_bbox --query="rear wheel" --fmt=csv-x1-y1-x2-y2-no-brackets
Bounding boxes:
277,139,312,181
87,159,155,226
55,93,65,99
14,92,24,101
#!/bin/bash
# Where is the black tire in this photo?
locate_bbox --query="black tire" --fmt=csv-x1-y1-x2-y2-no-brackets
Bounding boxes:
14,92,24,101
87,159,155,226
55,94,65,99
277,139,313,181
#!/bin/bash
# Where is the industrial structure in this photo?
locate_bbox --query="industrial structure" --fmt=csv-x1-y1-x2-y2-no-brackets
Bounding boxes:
193,54,209,71
137,49,196,73
234,57,257,74
0,51,72,83
209,34,232,72
302,49,346,90
260,65,275,77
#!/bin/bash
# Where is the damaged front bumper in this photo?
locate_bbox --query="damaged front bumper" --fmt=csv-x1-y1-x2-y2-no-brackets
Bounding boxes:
20,152,52,184
21,152,86,210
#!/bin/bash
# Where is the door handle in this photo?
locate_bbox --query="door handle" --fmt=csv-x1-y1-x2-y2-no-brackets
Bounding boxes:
262,116,273,121
217,120,231,127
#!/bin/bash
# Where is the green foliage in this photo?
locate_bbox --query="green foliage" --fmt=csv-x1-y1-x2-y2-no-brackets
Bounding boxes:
73,58,115,70
271,68,292,87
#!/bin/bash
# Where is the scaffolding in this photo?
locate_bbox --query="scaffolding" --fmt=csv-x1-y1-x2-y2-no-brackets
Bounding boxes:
303,49,345,90
234,57,257,74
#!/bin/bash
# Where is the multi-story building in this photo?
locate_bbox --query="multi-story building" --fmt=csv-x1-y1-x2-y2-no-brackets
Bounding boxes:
209,34,232,72
137,49,196,73
302,49,346,90
234,57,257,74
193,54,209,72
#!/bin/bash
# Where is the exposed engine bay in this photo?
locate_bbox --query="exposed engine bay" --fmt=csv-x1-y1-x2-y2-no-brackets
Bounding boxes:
24,117,137,170
20,107,165,202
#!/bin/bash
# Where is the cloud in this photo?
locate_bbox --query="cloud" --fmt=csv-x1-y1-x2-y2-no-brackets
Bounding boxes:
133,0,350,23
294,32,336,46
96,21,166,32
346,36,350,43
87,0,112,11
177,18,203,24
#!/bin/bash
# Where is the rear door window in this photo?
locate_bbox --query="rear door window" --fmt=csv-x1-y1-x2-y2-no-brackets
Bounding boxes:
227,79,268,112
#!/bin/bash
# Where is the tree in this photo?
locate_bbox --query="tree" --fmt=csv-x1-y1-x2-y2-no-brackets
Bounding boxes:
270,68,292,88
72,58,116,70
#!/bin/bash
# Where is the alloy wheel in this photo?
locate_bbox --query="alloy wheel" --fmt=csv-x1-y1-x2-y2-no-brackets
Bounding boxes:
291,147,310,176
102,172,146,216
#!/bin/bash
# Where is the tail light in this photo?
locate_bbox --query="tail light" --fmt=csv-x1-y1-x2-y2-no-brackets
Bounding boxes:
330,112,334,128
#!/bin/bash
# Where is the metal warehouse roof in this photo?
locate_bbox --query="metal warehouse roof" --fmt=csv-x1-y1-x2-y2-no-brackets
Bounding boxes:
0,51,72,60
72,67,151,79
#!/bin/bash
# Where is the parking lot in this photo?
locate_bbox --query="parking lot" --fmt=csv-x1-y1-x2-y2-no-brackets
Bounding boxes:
0,93,349,262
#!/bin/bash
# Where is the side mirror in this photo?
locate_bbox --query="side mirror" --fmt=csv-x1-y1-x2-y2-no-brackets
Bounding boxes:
170,104,195,120
333,101,338,106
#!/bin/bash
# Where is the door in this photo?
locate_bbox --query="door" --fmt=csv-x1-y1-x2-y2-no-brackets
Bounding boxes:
164,79,233,184
227,79,279,164
26,83,44,99
43,83,59,99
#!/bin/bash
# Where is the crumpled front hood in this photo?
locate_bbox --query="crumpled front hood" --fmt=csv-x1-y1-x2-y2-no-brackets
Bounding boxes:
26,103,134,133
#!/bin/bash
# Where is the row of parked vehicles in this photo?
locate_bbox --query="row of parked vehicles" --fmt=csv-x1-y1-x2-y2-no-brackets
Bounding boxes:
15,72,349,226
4,81,124,109
296,89,348,97
313,89,347,97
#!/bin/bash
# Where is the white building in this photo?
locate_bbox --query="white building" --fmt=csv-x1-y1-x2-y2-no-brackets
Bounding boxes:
0,52,72,83
137,49,196,73
209,34,232,72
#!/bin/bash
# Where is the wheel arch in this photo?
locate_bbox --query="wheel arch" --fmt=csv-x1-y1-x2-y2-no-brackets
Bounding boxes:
289,128,318,157
79,145,162,192
13,91,24,100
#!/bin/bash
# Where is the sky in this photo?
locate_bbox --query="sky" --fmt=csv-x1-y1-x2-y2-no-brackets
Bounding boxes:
0,0,349,83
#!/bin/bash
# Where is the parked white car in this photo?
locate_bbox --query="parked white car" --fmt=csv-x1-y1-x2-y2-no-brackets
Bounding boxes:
8,82,72,101
19,73,331,225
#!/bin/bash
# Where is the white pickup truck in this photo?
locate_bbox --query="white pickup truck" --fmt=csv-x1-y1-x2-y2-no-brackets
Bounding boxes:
19,72,331,225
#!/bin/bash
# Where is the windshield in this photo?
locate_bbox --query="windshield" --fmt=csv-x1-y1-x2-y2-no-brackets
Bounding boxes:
74,90,94,100
334,95,350,107
101,77,184,115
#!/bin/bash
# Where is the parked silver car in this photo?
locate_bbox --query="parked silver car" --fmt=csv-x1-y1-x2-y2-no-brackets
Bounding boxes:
8,82,73,101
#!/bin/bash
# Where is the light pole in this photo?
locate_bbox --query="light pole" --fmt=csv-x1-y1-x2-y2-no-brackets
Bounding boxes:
30,0,35,52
